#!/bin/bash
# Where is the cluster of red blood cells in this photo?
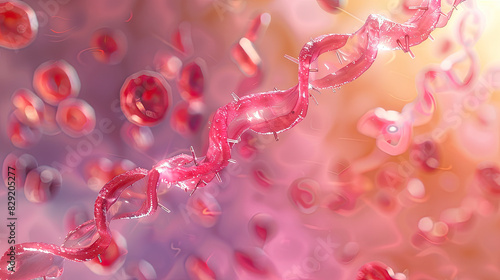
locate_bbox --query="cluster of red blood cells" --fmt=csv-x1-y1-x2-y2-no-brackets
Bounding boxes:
0,0,471,279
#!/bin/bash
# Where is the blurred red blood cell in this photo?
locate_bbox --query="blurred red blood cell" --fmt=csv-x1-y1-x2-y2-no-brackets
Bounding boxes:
356,262,395,280
178,59,205,101
231,37,261,77
83,158,114,192
234,249,271,276
24,166,62,203
154,52,182,79
90,27,127,64
85,231,127,275
121,122,154,151
7,112,42,148
172,22,193,55
244,13,271,42
316,0,347,13
185,255,216,280
187,193,221,228
2,153,38,189
11,88,45,126
112,159,136,177
288,177,320,214
33,60,81,105
56,98,96,137
476,164,500,195
252,165,273,188
0,1,38,49
63,205,91,232
170,101,204,136
248,213,277,246
409,139,440,171
123,260,157,280
120,70,172,126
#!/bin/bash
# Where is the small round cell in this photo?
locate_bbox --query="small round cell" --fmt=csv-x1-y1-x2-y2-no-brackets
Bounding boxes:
7,112,42,148
2,153,38,189
170,101,204,136
0,1,38,49
120,70,172,126
56,98,96,137
248,213,277,246
288,177,320,214
154,52,182,80
90,27,127,64
186,192,221,228
33,60,81,105
121,122,154,151
24,166,62,203
476,164,500,195
185,256,216,280
316,0,347,13
11,88,45,126
178,59,206,101
356,262,394,280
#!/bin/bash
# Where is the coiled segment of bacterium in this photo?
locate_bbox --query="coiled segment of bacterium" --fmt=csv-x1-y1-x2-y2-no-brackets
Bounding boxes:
0,0,465,278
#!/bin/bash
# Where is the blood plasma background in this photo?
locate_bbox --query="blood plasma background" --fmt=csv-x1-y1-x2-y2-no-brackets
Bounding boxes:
1,0,500,279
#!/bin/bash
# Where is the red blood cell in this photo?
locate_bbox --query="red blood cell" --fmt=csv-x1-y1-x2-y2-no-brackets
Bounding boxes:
63,205,91,232
186,193,221,228
234,249,271,276
409,139,440,171
288,177,320,214
185,256,216,280
85,231,127,275
90,27,127,64
7,112,42,148
2,153,38,189
172,22,193,55
112,159,136,177
231,37,261,77
123,260,157,280
316,0,347,13
0,1,38,49
11,88,45,126
178,59,206,101
252,165,273,189
56,98,96,137
24,166,62,203
248,213,277,246
83,158,114,192
244,13,271,42
120,70,172,126
476,164,500,195
33,60,81,105
356,262,395,280
154,52,182,80
170,101,204,136
121,122,154,151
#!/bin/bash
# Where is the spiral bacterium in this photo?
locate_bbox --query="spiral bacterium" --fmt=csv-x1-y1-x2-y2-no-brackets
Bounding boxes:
0,1,465,278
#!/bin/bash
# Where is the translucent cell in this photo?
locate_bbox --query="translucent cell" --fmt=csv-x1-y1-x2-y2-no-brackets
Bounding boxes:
244,13,271,42
56,98,96,137
2,153,38,189
0,1,38,49
84,231,127,275
356,262,395,280
417,217,449,244
11,88,45,127
178,59,206,101
122,260,157,280
172,22,193,55
170,101,204,136
83,157,114,192
185,255,216,280
33,60,81,105
288,177,320,214
90,27,127,64
233,249,273,276
231,37,261,77
121,122,154,151
251,165,274,189
120,70,172,126
7,112,42,148
248,213,277,246
186,192,221,228
112,159,136,177
154,52,182,80
476,164,500,195
63,205,91,232
409,139,440,171
316,0,347,13
24,166,62,203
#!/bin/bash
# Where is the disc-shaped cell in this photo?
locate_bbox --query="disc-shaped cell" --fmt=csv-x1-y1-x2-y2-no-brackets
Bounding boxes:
7,112,42,148
185,255,216,280
248,213,277,246
288,177,320,214
356,262,395,280
90,27,127,64
56,98,96,137
178,59,205,101
24,166,62,203
85,231,127,275
170,101,204,136
120,70,172,126
2,153,37,189
0,1,38,49
33,60,81,105
154,52,182,80
186,192,221,228
316,0,347,13
121,122,154,150
11,88,45,126
476,164,500,195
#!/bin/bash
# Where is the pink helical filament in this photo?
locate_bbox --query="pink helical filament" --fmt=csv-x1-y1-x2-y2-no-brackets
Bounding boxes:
0,0,465,278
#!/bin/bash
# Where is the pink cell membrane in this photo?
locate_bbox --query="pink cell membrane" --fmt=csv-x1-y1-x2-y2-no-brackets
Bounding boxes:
33,60,81,106
0,1,38,49
120,70,172,126
3,0,499,279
